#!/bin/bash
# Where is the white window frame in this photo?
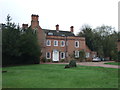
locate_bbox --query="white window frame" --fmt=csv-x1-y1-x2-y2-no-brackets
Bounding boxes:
86,52,90,58
46,52,51,59
60,52,65,59
61,41,65,47
46,40,51,46
75,51,79,58
75,41,79,48
54,40,58,46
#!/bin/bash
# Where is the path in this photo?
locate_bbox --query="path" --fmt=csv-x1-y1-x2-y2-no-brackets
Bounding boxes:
42,61,120,69
77,61,120,69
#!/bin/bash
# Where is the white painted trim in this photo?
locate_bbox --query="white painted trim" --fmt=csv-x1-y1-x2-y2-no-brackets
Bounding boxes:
52,50,59,61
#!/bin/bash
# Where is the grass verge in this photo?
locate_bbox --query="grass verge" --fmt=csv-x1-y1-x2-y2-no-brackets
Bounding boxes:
104,62,120,65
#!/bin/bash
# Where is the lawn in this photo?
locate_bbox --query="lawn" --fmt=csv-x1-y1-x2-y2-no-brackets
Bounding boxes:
104,62,120,65
2,64,119,88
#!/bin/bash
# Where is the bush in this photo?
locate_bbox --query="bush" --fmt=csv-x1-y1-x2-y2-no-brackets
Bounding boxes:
69,60,77,67
41,57,46,62
60,59,65,62
64,65,70,68
47,59,51,62
64,60,77,69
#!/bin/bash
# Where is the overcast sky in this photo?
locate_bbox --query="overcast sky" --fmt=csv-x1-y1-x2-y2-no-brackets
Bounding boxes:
0,0,119,34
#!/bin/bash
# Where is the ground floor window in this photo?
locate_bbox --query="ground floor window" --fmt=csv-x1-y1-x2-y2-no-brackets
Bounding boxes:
46,52,51,59
92,54,96,58
60,52,65,59
86,52,90,58
75,51,79,58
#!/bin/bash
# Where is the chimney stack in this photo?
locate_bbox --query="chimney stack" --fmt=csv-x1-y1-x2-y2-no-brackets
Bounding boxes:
56,24,59,31
31,14,39,29
22,24,28,29
70,26,74,33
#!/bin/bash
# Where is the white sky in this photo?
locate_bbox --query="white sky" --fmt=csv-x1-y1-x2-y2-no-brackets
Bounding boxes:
0,0,119,34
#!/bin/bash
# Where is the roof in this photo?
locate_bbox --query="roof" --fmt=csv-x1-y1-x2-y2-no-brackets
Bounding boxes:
43,29,75,37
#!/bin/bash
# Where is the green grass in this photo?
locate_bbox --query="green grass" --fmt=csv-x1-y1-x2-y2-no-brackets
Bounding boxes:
104,62,120,65
2,64,119,88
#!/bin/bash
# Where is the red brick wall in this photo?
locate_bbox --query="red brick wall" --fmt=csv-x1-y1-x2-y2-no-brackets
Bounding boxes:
43,35,87,61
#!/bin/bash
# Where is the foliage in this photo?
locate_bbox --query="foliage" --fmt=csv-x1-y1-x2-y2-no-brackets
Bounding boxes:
46,59,51,62
118,51,120,62
41,57,46,62
69,60,77,67
60,59,65,62
79,50,85,62
2,15,41,66
78,24,118,60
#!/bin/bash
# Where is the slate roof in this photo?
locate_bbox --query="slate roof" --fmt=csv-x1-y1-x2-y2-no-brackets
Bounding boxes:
43,29,75,36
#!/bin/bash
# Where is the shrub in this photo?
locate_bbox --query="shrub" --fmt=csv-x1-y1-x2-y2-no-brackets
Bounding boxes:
60,59,65,62
64,65,70,68
64,60,77,69
41,57,46,63
47,59,51,62
69,60,77,67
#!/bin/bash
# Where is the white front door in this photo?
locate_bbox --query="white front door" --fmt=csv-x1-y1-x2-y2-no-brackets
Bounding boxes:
53,50,59,61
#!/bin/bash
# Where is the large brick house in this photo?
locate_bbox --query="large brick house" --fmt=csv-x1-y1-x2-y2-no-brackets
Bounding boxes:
23,14,96,62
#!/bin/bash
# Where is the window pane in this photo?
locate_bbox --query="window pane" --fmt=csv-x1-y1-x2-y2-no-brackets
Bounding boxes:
61,52,65,59
46,40,51,46
54,40,58,46
75,51,79,58
61,41,65,47
75,41,79,48
46,52,51,59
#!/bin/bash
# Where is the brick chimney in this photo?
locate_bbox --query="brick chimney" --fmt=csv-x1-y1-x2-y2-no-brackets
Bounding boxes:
70,26,74,33
56,24,59,31
31,14,39,29
22,24,28,29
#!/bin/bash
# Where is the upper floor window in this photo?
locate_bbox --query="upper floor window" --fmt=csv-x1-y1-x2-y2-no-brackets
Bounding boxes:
46,40,51,46
60,52,65,59
75,51,79,58
75,41,79,48
46,52,51,59
54,40,58,46
61,41,65,47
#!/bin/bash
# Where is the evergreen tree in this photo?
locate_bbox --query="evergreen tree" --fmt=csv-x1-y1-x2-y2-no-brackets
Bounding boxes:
2,15,41,66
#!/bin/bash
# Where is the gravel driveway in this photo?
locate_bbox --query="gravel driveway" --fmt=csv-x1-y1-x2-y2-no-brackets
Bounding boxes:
43,61,120,69
77,61,120,69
